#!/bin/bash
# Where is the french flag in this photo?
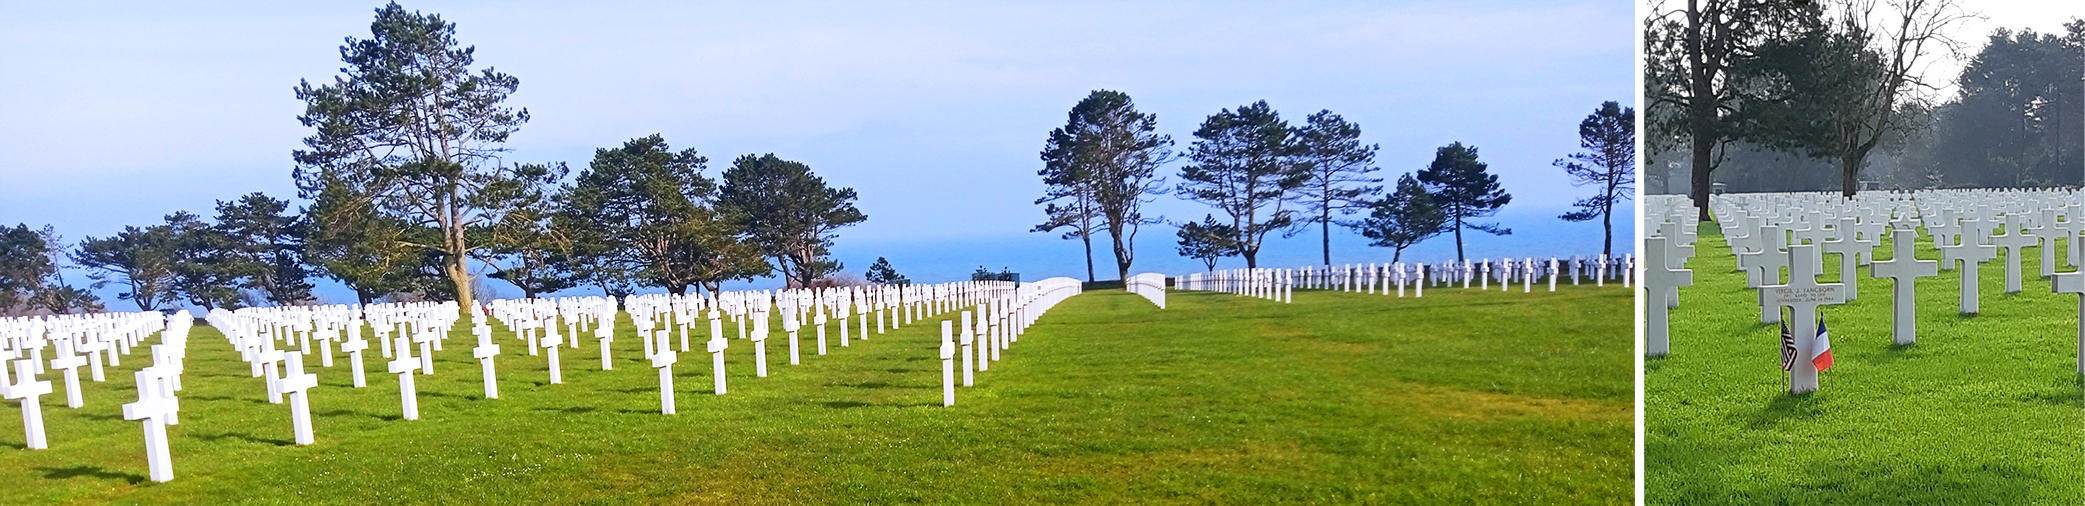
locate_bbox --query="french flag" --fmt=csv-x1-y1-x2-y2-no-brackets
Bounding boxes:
1812,320,1834,372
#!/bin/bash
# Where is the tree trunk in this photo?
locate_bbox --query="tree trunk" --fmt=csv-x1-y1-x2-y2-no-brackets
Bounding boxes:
1321,213,1331,266
1111,227,1131,283
1602,202,1614,257
1689,121,1715,222
1453,214,1466,262
1081,231,1095,283
1839,154,1860,198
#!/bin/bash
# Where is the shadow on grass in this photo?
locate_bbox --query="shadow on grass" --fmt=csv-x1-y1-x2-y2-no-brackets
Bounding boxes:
1745,393,1824,428
194,431,296,447
36,465,145,484
823,400,870,409
313,408,388,420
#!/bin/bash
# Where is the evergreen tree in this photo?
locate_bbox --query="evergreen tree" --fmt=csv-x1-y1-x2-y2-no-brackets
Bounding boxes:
72,225,180,311
718,154,865,289
1175,214,1240,272
1291,110,1382,265
1555,102,1635,256
1416,142,1511,261
1356,174,1447,262
1177,100,1308,268
293,2,534,308
866,257,908,285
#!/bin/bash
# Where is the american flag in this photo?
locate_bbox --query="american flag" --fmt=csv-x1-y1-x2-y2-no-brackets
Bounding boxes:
1779,318,1797,372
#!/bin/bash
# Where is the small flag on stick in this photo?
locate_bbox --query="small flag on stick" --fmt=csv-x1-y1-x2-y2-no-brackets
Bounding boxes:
1812,319,1834,372
1780,319,1797,372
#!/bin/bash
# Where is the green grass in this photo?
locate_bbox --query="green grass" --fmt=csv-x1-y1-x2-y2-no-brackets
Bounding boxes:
1647,223,2085,504
3,283,1629,505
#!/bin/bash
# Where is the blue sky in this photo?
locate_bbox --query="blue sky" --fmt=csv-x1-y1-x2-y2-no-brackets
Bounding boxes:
1,0,1635,303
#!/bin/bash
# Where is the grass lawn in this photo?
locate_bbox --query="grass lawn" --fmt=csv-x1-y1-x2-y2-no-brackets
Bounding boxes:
3,283,1629,505
1647,223,2085,504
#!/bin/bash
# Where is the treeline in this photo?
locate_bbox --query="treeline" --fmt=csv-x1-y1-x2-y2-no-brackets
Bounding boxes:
3,3,869,316
1035,91,1634,278
2,133,865,317
1646,0,2078,207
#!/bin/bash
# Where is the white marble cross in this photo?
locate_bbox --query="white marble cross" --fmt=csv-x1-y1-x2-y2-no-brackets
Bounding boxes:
1991,214,2038,293
784,309,802,365
414,328,437,375
387,335,421,420
339,329,369,388
120,367,180,482
592,324,613,371
49,339,86,408
79,336,107,382
1938,231,1997,314
257,347,286,404
960,310,975,386
1820,221,1874,301
543,328,563,385
2028,208,2059,278
473,325,501,399
1762,244,1846,394
5,359,51,449
1738,225,1788,288
1644,237,1691,357
1870,225,1939,345
707,315,727,395
275,353,318,445
652,329,677,414
751,311,770,378
940,320,955,407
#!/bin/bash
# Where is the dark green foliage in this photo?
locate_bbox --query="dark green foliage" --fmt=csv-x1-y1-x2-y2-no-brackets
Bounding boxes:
213,192,314,305
162,211,243,310
1291,110,1382,265
304,172,440,304
479,162,579,299
1555,102,1635,257
563,135,767,296
1644,0,1820,216
1357,174,1447,262
0,224,96,314
1416,142,1510,261
1177,100,1308,268
865,256,907,285
1034,98,1103,283
1175,214,1239,272
1918,22,2084,188
292,2,532,308
71,225,180,311
0,224,56,312
1037,90,1174,282
718,154,865,289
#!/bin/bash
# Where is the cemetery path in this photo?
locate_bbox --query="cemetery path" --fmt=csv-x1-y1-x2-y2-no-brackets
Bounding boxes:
2,284,1629,505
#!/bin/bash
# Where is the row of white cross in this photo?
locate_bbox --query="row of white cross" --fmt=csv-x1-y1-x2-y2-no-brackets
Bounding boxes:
0,310,187,481
1643,189,2085,394
4,277,1093,483
1177,255,1636,299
